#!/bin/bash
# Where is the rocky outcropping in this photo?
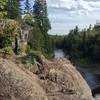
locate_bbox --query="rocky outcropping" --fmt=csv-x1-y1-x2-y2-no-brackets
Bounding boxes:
0,58,48,100
0,56,94,100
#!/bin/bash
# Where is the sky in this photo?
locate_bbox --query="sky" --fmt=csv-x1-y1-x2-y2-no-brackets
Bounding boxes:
21,0,100,35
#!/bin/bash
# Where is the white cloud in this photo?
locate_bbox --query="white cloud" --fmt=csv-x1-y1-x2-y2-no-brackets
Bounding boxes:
21,0,100,34
47,0,100,14
46,0,100,34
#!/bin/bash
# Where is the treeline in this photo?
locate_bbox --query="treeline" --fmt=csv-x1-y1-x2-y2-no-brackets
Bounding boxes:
50,35,64,49
53,25,100,63
0,0,54,58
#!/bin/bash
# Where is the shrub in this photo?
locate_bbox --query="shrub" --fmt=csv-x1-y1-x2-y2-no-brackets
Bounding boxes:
0,47,14,56
3,47,14,55
23,15,34,26
0,19,18,48
0,0,8,18
29,49,42,57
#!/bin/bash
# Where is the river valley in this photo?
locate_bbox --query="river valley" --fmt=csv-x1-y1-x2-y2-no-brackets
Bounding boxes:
54,49,100,100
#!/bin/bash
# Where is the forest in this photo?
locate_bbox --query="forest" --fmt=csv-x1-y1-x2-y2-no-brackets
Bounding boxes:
0,0,100,67
0,0,54,58
53,25,100,67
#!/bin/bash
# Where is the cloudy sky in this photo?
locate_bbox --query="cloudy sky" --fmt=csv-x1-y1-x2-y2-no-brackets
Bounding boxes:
21,0,100,35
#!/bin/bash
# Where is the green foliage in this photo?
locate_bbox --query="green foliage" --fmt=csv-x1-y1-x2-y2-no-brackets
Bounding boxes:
0,0,8,18
23,15,34,26
33,0,51,33
24,0,31,14
20,46,42,65
0,34,13,48
26,45,41,56
72,57,100,68
0,0,22,19
23,48,41,64
28,22,44,51
0,47,14,56
0,19,18,48
28,49,42,57
50,35,64,49
1,0,54,58
53,25,100,63
7,0,22,20
28,0,54,58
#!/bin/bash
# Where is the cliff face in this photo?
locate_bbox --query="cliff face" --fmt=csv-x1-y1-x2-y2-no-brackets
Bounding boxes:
0,57,94,100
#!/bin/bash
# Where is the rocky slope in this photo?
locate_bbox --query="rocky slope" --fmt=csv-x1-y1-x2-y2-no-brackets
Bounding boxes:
0,56,94,100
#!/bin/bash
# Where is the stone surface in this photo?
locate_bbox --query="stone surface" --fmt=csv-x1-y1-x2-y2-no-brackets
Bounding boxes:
0,58,48,100
0,57,94,100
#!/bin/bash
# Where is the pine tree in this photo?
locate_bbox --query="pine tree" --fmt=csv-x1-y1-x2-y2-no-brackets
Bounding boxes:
33,0,51,33
28,22,44,51
24,0,31,15
74,26,79,35
7,0,21,20
33,0,53,57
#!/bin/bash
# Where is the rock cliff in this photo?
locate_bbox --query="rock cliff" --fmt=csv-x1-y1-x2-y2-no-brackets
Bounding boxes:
0,56,94,100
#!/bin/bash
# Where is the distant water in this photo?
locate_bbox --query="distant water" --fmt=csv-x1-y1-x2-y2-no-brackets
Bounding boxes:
78,68,98,89
55,49,65,58
77,68,100,100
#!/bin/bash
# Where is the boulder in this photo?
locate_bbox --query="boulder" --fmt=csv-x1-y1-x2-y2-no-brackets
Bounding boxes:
0,58,48,100
0,57,94,100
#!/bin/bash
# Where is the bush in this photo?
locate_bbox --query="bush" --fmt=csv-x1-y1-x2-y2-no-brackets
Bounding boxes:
0,0,8,18
29,49,42,57
21,48,42,65
0,47,14,56
0,19,18,49
23,15,34,26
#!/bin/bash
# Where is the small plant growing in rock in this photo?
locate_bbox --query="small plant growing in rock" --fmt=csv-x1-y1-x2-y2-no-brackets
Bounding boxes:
29,50,42,57
0,47,14,58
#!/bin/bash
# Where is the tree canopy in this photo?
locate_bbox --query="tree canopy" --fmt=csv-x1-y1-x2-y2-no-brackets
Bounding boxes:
7,0,22,20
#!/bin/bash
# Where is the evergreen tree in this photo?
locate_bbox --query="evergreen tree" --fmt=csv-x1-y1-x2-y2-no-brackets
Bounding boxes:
28,22,44,51
33,0,51,33
24,0,31,15
74,26,79,35
7,0,21,20
33,0,53,57
81,29,87,55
